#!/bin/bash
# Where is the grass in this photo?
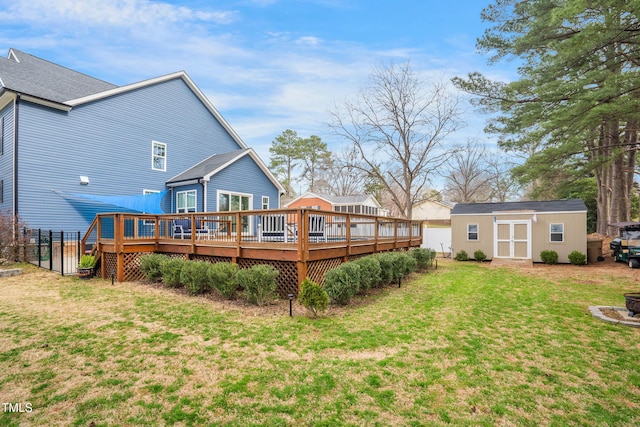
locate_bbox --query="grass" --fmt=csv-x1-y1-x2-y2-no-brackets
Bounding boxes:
0,261,639,426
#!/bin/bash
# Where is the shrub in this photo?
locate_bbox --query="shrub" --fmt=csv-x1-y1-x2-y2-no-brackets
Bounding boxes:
454,250,469,261
375,252,395,285
411,248,436,270
568,250,587,266
237,264,279,306
540,250,559,265
78,254,96,268
353,256,381,292
160,257,187,288
324,263,361,305
375,252,415,284
473,250,487,263
140,253,170,282
181,260,212,295
208,262,239,300
396,252,417,277
298,277,329,317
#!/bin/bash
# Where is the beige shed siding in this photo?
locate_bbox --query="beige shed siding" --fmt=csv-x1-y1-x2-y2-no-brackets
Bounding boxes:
451,215,494,258
532,211,587,263
451,211,587,263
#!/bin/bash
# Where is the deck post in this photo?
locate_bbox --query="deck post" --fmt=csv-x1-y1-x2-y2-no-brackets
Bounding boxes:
374,216,379,253
116,214,125,282
344,214,351,262
298,209,307,292
235,211,242,260
394,219,399,250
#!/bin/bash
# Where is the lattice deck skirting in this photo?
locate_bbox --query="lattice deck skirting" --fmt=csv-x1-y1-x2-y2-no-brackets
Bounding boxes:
238,258,299,297
107,248,424,296
306,257,343,286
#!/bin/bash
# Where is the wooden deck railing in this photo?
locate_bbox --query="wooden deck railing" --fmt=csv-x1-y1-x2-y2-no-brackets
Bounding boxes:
88,208,423,287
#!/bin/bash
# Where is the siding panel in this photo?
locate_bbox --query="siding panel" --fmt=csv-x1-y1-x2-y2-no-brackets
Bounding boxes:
17,78,247,230
0,103,14,212
208,154,280,211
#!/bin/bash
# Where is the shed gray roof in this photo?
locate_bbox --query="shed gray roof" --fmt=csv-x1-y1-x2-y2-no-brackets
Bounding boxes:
167,149,249,184
450,199,587,215
0,49,117,104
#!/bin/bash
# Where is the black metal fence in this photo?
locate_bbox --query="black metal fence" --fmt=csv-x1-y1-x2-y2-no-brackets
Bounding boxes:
24,229,82,275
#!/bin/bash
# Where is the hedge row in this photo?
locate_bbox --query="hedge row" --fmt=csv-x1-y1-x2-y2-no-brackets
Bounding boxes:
323,249,430,306
139,254,279,306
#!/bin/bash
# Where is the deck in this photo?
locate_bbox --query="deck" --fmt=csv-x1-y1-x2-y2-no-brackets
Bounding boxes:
84,209,423,295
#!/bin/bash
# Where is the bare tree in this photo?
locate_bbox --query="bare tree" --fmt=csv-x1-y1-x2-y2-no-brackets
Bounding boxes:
316,147,369,196
444,140,492,203
329,62,462,218
486,154,521,202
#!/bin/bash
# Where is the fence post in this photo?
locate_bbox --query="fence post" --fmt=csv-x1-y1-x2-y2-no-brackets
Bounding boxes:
60,231,65,276
48,230,53,271
37,229,41,268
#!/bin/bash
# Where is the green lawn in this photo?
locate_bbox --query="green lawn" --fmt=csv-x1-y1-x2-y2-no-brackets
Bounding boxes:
0,262,639,426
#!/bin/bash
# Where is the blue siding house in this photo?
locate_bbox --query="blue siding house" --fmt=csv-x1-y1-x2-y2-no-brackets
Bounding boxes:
0,49,284,231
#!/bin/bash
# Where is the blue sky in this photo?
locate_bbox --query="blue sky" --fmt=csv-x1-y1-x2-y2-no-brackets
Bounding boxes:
0,0,516,163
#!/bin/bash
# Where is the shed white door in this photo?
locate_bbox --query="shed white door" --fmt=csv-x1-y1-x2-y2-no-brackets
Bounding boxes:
494,220,531,259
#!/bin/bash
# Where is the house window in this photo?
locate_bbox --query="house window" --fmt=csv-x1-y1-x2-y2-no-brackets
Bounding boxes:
550,223,564,242
177,190,196,213
467,224,479,240
262,196,269,210
152,141,166,171
218,191,251,212
218,190,252,233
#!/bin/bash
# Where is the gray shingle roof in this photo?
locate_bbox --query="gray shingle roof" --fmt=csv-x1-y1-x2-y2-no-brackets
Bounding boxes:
167,149,248,184
0,49,117,103
450,199,587,215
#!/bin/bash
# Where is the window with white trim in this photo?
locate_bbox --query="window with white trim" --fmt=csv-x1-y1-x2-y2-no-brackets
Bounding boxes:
467,223,479,240
262,196,269,210
177,190,196,213
152,141,166,171
550,223,564,242
218,190,252,233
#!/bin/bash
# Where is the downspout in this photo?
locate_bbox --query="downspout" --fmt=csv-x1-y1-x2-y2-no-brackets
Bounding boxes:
13,94,19,216
201,179,207,212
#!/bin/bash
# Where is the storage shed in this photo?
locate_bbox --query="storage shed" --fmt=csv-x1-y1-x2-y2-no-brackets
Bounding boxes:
450,199,587,263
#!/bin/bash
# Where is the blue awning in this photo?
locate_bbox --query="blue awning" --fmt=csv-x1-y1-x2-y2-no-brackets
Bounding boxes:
56,190,168,222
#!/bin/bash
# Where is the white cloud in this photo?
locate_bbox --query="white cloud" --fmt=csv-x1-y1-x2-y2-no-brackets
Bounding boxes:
0,0,237,27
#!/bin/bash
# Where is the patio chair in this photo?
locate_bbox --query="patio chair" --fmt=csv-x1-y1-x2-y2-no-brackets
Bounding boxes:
308,214,326,242
258,214,288,242
172,218,210,239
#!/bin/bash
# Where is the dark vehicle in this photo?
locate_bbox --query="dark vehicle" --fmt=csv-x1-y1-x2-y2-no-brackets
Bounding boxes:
610,222,640,268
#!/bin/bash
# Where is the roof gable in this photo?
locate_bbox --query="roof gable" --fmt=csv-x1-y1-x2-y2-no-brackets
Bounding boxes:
167,149,285,193
450,199,587,215
67,71,250,151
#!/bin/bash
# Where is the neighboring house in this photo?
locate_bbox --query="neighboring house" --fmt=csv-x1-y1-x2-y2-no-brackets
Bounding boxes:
0,48,284,231
450,199,587,263
285,192,384,216
412,199,455,225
